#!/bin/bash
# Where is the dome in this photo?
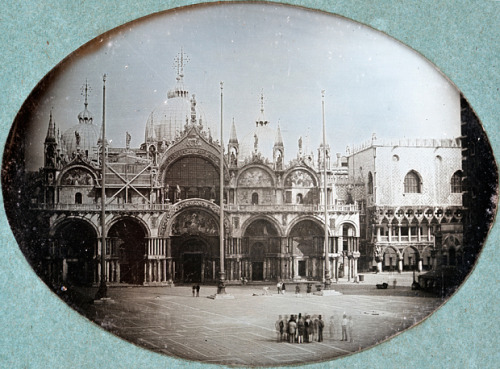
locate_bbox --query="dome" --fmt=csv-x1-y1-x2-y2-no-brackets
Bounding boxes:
145,79,207,143
61,121,100,158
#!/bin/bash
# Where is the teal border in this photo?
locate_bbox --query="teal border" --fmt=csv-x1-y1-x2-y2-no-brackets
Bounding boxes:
0,1,498,368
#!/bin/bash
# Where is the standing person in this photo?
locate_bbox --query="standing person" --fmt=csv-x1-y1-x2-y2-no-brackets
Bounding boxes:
317,315,324,342
295,284,300,295
192,285,196,297
329,316,335,340
276,281,282,295
283,315,289,342
288,316,297,343
297,315,305,343
281,282,286,295
196,284,200,297
312,315,319,342
341,313,348,341
348,316,354,343
276,315,284,342
304,315,312,343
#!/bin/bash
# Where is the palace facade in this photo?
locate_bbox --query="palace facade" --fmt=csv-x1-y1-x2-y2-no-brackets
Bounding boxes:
29,60,464,287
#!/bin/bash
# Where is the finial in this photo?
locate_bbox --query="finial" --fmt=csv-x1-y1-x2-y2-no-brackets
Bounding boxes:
173,48,189,80
81,80,91,109
321,89,325,99
220,81,224,90
260,90,264,115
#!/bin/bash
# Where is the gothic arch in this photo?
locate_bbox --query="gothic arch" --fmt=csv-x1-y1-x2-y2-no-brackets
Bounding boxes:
241,215,283,238
106,215,151,238
50,215,99,238
336,220,360,237
236,164,276,187
285,215,330,237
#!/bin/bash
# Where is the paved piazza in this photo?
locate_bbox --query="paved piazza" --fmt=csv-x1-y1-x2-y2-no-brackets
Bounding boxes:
79,275,442,367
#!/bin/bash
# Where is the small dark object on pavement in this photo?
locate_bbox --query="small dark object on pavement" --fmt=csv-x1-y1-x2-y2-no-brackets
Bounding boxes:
376,283,388,289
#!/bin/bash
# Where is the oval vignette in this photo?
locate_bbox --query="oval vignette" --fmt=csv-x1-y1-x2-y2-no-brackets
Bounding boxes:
1,3,498,367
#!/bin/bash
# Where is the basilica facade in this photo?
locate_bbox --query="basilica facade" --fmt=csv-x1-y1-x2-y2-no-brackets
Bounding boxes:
31,60,463,288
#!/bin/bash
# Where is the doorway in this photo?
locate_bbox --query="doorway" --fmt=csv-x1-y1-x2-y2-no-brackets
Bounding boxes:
252,262,263,280
183,252,203,282
298,260,306,277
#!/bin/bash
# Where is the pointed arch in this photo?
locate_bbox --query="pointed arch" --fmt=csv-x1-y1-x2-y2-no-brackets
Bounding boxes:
404,170,422,193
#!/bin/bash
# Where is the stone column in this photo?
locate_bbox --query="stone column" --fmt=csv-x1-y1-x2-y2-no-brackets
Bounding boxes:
417,226,422,242
62,259,68,283
167,238,173,283
376,226,381,242
418,258,423,272
398,225,402,242
388,225,392,243
162,259,167,282
293,257,299,279
397,258,403,273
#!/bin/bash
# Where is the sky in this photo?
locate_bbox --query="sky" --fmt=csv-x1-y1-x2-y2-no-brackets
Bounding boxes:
23,3,460,171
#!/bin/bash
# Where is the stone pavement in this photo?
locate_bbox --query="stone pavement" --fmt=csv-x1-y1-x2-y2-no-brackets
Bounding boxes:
80,276,442,367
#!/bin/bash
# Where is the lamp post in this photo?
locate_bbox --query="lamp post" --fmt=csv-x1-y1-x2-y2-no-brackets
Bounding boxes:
217,81,227,295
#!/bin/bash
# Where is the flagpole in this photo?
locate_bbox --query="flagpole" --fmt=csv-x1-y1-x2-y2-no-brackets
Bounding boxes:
218,81,227,295
322,90,332,288
96,74,108,299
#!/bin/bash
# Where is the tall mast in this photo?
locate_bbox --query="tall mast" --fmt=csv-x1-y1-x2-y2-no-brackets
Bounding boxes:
96,74,107,299
218,81,227,295
322,90,332,288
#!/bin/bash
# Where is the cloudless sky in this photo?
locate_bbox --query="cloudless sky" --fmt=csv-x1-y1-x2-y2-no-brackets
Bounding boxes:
23,3,460,171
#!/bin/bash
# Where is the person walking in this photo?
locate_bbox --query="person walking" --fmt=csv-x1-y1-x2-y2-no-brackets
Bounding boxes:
341,313,348,341
276,281,282,294
196,284,200,297
317,315,324,342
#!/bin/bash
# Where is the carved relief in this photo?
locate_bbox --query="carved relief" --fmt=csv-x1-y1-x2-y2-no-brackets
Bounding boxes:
61,168,94,185
284,170,315,187
238,168,273,187
171,210,219,236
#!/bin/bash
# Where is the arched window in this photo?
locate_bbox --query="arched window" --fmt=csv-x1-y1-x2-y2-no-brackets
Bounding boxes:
404,171,421,193
75,192,82,204
451,171,463,193
367,172,373,194
251,192,259,205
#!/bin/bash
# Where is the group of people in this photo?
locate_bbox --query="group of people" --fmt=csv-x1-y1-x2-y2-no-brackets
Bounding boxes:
275,313,354,343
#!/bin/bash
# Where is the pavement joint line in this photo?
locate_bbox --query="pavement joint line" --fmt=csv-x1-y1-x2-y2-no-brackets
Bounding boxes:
147,299,279,333
162,337,209,358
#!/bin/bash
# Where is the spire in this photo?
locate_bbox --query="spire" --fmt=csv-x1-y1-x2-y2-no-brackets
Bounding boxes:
45,109,56,143
229,118,238,144
274,121,283,148
168,48,190,99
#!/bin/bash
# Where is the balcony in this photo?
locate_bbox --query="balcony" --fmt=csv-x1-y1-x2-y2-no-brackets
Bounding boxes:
32,202,359,214
377,235,434,243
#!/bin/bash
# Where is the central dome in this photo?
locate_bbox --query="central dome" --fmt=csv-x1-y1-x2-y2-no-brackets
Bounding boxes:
61,101,100,158
145,72,206,143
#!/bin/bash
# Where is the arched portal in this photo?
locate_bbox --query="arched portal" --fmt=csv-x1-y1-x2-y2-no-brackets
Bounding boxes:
169,209,220,283
53,219,96,286
244,219,280,281
403,247,419,271
289,220,324,279
108,218,147,284
382,247,398,272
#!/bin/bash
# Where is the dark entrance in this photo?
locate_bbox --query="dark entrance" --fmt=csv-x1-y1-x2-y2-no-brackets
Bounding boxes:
252,262,263,280
108,218,147,284
53,219,96,286
183,252,203,282
298,260,306,277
